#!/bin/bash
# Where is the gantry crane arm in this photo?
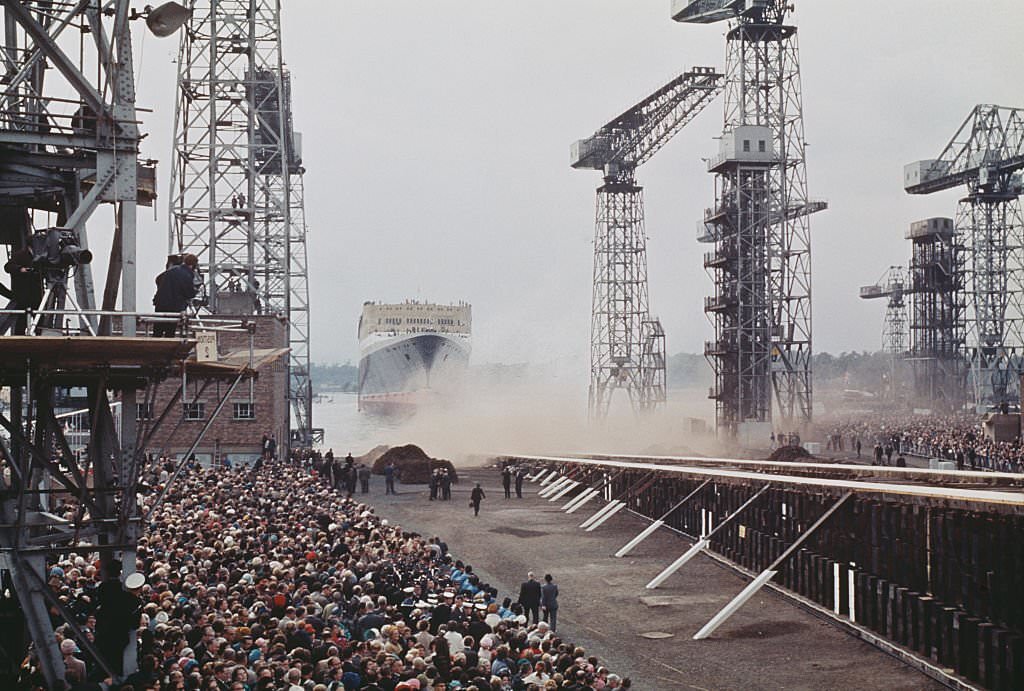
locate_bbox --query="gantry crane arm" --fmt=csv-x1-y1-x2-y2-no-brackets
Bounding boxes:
570,66,724,182
905,105,1024,195
672,0,786,24
859,266,907,300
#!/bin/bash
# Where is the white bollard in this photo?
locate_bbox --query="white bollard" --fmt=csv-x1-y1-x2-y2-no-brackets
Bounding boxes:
548,480,579,502
579,500,618,529
645,538,709,589
562,488,596,511
585,501,625,531
693,569,777,640
614,519,665,557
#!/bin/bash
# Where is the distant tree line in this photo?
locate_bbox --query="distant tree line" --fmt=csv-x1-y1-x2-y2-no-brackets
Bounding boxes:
666,350,892,391
312,362,358,392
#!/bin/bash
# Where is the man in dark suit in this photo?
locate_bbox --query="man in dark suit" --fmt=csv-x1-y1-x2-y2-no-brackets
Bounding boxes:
517,572,541,625
540,573,560,633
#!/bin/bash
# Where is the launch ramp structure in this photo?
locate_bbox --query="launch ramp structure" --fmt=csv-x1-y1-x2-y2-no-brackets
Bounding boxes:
169,0,318,446
906,105,1024,410
572,66,724,418
676,0,824,441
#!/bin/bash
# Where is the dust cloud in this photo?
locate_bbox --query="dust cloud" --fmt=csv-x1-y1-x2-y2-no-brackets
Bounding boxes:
377,367,721,466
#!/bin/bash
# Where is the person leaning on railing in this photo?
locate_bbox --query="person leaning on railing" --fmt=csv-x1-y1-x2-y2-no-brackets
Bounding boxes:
152,253,198,337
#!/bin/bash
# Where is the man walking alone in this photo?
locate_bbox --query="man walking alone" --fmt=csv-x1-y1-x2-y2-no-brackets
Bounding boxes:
470,482,486,517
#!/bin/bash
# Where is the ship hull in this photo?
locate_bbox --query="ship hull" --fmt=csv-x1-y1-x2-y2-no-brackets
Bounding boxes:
358,333,470,414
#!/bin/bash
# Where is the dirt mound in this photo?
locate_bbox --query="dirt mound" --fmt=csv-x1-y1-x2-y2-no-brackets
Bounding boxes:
358,444,390,466
767,445,814,462
371,444,458,484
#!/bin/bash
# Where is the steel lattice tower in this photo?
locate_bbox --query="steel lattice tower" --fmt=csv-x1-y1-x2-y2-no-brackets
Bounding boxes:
170,0,315,443
589,183,658,417
288,170,314,441
677,1,822,440
907,218,965,409
572,67,723,419
906,105,1024,409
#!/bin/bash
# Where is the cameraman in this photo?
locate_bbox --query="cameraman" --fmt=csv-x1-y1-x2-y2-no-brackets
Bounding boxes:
152,253,199,337
2,248,43,335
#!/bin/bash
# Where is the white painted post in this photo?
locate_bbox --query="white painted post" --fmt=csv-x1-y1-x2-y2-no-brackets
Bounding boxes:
848,569,856,623
548,480,579,502
693,570,777,640
833,563,841,615
566,491,599,514
562,488,596,511
614,519,665,557
579,500,619,529
585,501,625,531
645,538,710,589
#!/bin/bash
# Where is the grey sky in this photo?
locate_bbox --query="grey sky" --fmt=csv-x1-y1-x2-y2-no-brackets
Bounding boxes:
125,1,1023,366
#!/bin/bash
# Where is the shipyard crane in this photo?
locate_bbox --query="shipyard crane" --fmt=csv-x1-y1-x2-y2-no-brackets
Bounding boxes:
859,267,909,401
0,3,188,685
170,0,319,445
906,105,1024,409
571,66,724,419
675,0,824,443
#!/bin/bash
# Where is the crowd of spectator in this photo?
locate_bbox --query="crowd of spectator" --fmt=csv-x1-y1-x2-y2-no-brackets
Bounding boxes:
26,460,628,691
821,412,1024,472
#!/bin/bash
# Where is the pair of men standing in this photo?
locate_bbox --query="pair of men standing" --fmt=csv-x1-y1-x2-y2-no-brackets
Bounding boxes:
501,464,526,499
518,571,559,632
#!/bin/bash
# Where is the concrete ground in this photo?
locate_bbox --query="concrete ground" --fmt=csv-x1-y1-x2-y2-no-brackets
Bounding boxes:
366,465,943,691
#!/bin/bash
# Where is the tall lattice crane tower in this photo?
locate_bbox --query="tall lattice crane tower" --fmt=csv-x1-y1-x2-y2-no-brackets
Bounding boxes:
170,0,315,443
859,267,909,401
906,105,1024,409
906,217,965,409
572,67,724,418
675,0,824,441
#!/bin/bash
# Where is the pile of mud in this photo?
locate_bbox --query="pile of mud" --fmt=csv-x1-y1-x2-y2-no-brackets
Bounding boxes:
767,445,814,462
371,444,458,484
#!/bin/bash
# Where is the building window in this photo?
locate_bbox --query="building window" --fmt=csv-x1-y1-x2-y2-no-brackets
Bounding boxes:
136,403,154,420
742,139,750,152
758,140,766,153
184,402,205,420
233,402,255,420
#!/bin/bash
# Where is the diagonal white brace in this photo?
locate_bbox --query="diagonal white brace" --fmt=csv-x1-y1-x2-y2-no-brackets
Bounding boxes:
579,499,619,529
539,476,570,497
585,500,626,531
693,570,778,640
549,480,579,502
691,492,853,637
615,519,665,557
539,470,558,486
614,479,710,557
563,488,596,511
646,537,709,589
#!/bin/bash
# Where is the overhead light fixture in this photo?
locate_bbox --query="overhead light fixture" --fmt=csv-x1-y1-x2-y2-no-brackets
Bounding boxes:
145,2,190,37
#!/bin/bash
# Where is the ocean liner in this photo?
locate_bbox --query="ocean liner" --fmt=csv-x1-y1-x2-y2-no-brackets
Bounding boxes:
357,301,472,414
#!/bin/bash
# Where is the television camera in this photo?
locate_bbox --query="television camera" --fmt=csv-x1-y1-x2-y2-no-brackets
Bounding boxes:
29,228,92,271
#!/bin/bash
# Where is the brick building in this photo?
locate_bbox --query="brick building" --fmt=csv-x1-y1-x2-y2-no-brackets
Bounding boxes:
142,315,289,466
